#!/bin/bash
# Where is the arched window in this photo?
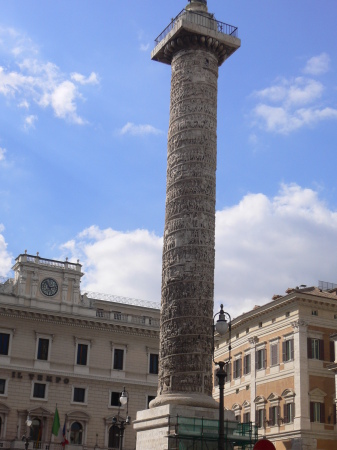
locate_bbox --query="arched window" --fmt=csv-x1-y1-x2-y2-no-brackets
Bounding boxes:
108,425,120,449
30,418,42,442
70,422,83,445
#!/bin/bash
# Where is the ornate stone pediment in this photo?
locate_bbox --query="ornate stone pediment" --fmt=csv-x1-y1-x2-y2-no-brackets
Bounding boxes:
0,402,10,413
281,388,295,399
267,392,281,402
66,410,91,420
254,396,267,405
28,406,52,416
232,403,242,411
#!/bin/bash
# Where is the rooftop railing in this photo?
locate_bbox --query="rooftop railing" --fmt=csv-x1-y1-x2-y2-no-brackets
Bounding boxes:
154,9,238,45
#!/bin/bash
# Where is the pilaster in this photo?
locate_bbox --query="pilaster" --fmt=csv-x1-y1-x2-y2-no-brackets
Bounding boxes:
291,319,310,430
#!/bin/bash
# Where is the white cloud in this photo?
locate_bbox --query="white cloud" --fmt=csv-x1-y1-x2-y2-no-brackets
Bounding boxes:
215,184,337,316
140,43,150,52
24,114,38,130
251,54,336,134
18,99,29,108
0,27,99,125
71,72,99,85
0,225,13,277
60,226,163,302
0,147,6,161
60,184,337,319
119,122,163,136
303,53,330,75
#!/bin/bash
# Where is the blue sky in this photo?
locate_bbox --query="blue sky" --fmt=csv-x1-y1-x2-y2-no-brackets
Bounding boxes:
0,0,337,316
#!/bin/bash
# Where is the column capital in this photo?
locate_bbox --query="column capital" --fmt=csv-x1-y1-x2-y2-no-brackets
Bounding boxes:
291,319,308,331
248,336,258,346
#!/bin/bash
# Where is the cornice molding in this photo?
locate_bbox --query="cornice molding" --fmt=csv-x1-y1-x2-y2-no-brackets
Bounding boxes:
0,307,159,339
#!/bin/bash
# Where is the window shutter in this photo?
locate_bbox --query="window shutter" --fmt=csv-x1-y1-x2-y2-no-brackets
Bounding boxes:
307,338,312,359
283,403,288,424
271,345,278,365
293,402,295,422
256,350,258,367
321,403,325,423
319,339,324,361
290,339,294,360
233,361,237,378
238,358,242,377
310,402,314,422
263,349,267,369
269,407,273,425
330,341,335,362
282,341,286,362
243,355,247,374
256,410,259,427
333,404,336,425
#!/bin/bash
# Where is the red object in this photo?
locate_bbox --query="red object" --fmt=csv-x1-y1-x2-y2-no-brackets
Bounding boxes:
254,439,276,450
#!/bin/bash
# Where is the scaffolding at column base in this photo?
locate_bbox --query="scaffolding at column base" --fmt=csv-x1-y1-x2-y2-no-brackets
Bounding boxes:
167,416,258,450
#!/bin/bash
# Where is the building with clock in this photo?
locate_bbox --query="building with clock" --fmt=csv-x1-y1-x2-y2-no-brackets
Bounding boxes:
214,285,337,450
0,252,160,450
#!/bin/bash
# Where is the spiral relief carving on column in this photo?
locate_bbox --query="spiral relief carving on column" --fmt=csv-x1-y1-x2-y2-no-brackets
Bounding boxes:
151,45,219,408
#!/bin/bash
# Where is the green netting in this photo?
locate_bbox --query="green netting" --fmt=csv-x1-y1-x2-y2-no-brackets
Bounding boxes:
168,416,257,450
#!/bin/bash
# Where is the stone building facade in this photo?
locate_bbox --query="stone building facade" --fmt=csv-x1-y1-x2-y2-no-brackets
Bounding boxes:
0,253,159,450
214,286,337,450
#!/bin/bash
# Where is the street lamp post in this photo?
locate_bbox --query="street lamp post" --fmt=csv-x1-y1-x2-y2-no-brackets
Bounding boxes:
111,387,131,450
213,304,231,450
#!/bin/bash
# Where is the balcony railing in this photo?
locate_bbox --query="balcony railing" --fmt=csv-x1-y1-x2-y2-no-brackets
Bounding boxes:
155,9,238,45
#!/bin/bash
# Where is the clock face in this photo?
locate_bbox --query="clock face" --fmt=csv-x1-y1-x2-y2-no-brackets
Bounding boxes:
41,278,58,297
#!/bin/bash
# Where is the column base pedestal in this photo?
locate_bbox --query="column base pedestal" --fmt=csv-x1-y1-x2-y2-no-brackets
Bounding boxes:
133,403,235,450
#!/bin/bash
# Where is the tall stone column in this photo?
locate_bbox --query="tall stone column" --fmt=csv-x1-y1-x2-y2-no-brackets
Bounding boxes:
150,0,240,409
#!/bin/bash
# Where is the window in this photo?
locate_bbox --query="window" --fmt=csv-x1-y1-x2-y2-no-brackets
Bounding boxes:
243,354,251,375
269,405,279,426
113,349,124,370
307,338,324,360
259,322,262,328
70,422,83,445
37,338,49,361
256,408,265,428
233,358,242,379
77,344,88,366
0,333,10,355
149,354,159,374
147,395,155,409
246,328,249,334
73,387,86,403
284,402,295,424
0,379,6,395
285,312,290,318
243,412,250,423
33,383,46,399
330,341,335,362
310,402,325,423
312,310,318,316
270,342,279,366
282,339,294,362
110,392,120,407
256,349,266,370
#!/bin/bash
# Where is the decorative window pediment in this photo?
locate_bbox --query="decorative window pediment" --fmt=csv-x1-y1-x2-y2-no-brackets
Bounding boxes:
232,403,242,411
309,388,327,402
267,392,281,402
281,388,295,399
28,406,51,416
66,410,91,420
254,395,267,405
0,402,10,413
242,400,251,409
